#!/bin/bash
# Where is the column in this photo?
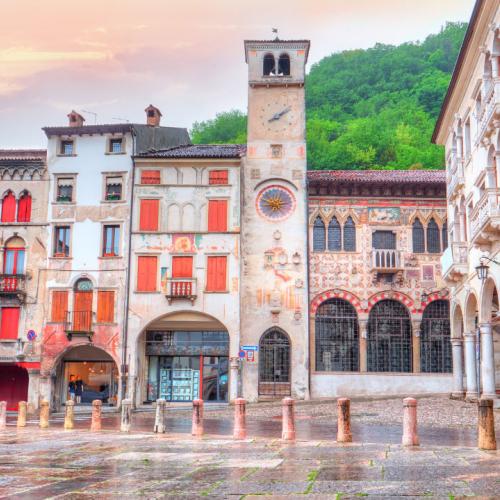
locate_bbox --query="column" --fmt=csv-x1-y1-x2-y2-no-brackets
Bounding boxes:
451,339,465,398
412,320,421,373
358,319,368,372
464,332,478,400
492,56,499,79
229,357,240,402
479,323,497,399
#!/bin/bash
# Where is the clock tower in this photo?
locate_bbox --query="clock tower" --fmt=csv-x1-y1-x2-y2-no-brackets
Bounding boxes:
241,39,310,401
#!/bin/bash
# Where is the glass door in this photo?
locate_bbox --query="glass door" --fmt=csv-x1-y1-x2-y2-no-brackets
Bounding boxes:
202,356,228,402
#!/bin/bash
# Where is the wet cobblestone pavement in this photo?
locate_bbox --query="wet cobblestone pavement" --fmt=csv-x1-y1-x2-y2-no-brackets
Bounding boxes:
0,397,499,498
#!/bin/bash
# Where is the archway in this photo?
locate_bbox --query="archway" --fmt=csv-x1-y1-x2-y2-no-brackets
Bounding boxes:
464,292,478,333
258,328,291,397
0,364,28,410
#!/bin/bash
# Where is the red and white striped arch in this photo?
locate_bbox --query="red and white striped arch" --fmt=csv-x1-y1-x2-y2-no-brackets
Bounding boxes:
310,289,363,315
367,291,416,314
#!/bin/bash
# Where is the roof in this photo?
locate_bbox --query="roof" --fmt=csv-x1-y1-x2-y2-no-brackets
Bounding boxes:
43,123,135,136
307,169,446,185
138,144,246,159
244,39,310,63
0,149,46,166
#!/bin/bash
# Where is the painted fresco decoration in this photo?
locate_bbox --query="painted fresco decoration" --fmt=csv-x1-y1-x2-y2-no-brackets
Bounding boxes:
256,185,296,222
172,234,196,253
368,207,401,224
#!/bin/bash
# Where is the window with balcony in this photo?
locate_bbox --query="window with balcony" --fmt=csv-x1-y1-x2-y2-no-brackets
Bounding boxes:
102,225,120,257
167,256,195,300
56,177,74,203
54,226,70,257
1,237,26,294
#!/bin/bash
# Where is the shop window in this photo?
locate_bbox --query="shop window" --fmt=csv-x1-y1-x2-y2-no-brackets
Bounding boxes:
60,140,74,155
328,217,341,251
1,192,16,222
427,218,441,253
0,307,20,340
206,256,227,292
412,219,425,253
343,217,356,251
312,217,325,252
17,192,32,222
209,170,228,185
56,177,74,203
137,255,157,291
105,176,122,201
139,199,159,231
97,290,115,323
102,225,120,257
141,170,161,184
109,138,123,153
54,226,70,257
208,200,228,232
51,290,68,323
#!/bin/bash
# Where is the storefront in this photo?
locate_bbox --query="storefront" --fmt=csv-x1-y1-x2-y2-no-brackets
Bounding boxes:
146,330,229,403
0,364,28,410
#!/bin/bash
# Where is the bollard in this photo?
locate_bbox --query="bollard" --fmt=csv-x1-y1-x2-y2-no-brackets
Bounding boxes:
90,400,102,432
0,401,6,430
39,400,50,429
478,399,497,450
64,400,75,430
337,398,352,443
233,398,247,440
282,397,296,441
192,399,204,437
402,397,419,446
154,399,166,433
120,399,132,432
17,401,27,427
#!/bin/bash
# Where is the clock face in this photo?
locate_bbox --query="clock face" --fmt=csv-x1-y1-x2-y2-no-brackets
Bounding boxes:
259,93,297,133
256,185,296,222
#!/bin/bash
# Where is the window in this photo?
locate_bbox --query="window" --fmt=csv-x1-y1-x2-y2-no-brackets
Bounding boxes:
1,192,16,222
328,217,341,251
372,231,396,249
263,53,276,76
278,53,290,76
412,219,425,253
208,200,228,232
51,290,68,322
137,255,157,291
97,291,115,323
209,170,229,185
17,192,31,222
313,217,325,252
103,225,120,257
343,217,356,251
206,256,227,291
0,307,20,340
56,177,74,202
60,140,74,155
139,199,159,231
141,170,161,185
109,138,123,153
442,221,448,250
54,226,70,257
4,238,25,275
427,218,441,253
172,256,193,278
105,176,122,201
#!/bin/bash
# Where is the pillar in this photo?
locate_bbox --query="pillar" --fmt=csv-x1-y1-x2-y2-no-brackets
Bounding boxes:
192,399,204,437
337,398,352,443
64,400,75,430
359,319,368,372
121,399,132,432
39,400,49,429
479,323,497,399
281,397,296,441
154,399,166,433
478,399,497,450
229,357,240,401
451,339,465,398
90,400,102,432
402,397,419,446
492,56,499,79
233,398,247,440
412,320,421,373
464,332,478,400
0,401,6,430
17,401,27,427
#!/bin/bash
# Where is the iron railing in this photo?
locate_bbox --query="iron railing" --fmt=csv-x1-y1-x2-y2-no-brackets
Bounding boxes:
258,329,291,397
64,310,93,336
0,274,26,294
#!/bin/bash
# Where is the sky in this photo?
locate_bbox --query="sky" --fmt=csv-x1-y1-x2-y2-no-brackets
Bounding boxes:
0,0,474,148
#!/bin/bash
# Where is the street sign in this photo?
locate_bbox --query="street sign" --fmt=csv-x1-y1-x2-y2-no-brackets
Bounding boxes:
238,350,246,358
241,345,258,352
246,351,255,362
27,330,37,341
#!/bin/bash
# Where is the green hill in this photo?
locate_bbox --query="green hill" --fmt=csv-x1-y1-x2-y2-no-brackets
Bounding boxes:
191,22,467,170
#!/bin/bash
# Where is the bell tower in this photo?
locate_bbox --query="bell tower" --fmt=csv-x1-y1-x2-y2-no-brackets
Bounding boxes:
241,39,310,401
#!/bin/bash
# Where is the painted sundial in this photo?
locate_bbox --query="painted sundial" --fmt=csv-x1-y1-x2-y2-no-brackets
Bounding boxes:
256,185,296,221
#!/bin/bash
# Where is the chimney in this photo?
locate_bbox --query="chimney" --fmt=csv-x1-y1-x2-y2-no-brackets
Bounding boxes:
68,110,85,127
145,104,162,127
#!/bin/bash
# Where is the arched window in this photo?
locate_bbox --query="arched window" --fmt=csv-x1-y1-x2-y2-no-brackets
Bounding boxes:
367,300,412,372
412,218,425,253
427,218,441,253
4,237,25,275
278,53,290,76
343,216,356,251
315,298,359,371
313,217,325,252
420,300,451,373
1,192,16,223
442,221,448,250
263,54,276,76
258,328,290,397
328,217,341,251
17,192,32,223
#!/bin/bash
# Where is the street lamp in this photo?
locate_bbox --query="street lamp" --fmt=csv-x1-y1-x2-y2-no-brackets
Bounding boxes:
476,260,489,282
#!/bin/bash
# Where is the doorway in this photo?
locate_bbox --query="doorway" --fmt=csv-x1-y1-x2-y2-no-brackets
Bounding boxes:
258,328,291,397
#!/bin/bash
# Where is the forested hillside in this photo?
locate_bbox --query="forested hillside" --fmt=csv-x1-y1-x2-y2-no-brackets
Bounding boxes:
191,22,467,170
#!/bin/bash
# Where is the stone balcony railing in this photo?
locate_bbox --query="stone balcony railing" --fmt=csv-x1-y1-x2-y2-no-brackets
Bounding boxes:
447,161,465,200
371,249,402,272
476,79,500,144
441,242,468,282
470,188,500,247
165,277,197,304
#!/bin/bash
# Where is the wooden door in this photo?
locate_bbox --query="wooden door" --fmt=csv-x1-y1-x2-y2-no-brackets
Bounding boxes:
172,256,193,278
73,291,93,331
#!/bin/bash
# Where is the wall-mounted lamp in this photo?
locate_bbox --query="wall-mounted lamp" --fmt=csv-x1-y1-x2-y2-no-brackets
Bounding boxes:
476,255,500,282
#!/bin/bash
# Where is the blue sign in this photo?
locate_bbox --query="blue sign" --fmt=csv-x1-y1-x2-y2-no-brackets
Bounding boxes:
27,330,37,341
238,350,246,359
241,345,258,352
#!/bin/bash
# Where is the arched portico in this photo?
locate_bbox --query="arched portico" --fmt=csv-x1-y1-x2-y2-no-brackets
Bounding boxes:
450,303,465,398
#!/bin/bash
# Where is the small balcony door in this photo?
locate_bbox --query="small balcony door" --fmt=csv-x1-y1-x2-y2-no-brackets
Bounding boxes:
4,237,26,275
73,278,93,332
172,256,193,278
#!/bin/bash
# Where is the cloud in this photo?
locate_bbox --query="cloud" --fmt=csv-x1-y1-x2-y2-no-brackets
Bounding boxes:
0,47,110,63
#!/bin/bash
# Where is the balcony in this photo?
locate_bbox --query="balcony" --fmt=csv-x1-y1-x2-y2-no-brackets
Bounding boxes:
165,278,197,305
371,249,402,272
0,274,26,302
441,243,468,283
469,189,500,248
447,162,465,200
476,80,500,144
64,311,94,341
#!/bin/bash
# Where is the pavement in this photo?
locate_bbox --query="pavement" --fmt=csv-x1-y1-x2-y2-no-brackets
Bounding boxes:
0,397,499,499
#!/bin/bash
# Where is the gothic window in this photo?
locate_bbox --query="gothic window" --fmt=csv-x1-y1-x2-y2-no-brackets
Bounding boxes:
17,192,32,223
263,53,276,76
420,300,451,373
412,218,425,253
442,221,448,250
313,217,325,251
315,299,359,372
278,53,290,76
1,191,16,222
343,216,356,251
328,217,342,251
367,300,412,372
427,218,441,253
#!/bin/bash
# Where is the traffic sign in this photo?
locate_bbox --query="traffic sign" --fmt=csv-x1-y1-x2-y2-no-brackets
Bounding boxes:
241,345,258,352
246,351,255,362
27,330,37,341
238,350,246,358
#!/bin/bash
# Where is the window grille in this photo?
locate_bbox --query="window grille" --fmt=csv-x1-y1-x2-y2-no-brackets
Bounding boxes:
420,300,452,373
442,222,448,250
315,298,359,371
412,219,425,253
367,300,412,372
328,217,342,251
427,218,441,253
372,230,396,250
258,329,291,396
313,217,326,251
343,216,356,251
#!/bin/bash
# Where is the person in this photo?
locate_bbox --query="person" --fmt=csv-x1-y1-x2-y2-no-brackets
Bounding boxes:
75,376,84,404
68,375,76,402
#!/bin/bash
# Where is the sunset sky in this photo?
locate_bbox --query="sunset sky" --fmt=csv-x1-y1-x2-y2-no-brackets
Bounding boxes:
1,0,474,148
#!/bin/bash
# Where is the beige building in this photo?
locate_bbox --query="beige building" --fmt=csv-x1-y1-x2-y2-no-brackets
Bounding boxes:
434,0,500,402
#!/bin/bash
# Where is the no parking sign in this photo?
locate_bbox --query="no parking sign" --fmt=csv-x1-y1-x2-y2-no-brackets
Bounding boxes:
27,330,37,341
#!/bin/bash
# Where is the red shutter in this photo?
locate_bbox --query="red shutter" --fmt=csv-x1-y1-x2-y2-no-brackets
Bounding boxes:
1,192,16,222
141,170,161,184
139,199,159,231
206,256,227,291
51,290,68,322
17,193,32,222
208,200,227,232
97,291,114,323
209,170,228,185
137,256,157,291
172,256,193,278
0,308,20,340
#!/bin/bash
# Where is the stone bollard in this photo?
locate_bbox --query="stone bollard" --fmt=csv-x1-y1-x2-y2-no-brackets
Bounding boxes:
154,399,166,433
39,400,50,429
192,399,204,437
0,401,6,430
337,398,352,443
17,401,27,427
282,397,296,441
478,399,497,450
120,399,132,432
90,400,102,432
64,400,75,430
233,398,247,440
402,397,419,446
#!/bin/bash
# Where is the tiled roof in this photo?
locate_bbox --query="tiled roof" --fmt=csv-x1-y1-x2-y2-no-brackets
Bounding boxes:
139,144,246,159
0,149,46,161
43,123,135,136
307,169,446,185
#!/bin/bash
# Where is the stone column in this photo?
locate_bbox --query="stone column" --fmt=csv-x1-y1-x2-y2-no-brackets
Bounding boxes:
120,399,132,432
229,357,240,402
90,400,102,432
358,319,368,372
451,339,465,398
17,401,27,427
464,333,478,400
492,56,499,79
154,399,166,434
39,400,50,429
0,401,6,430
479,323,497,399
64,400,75,430
412,320,421,373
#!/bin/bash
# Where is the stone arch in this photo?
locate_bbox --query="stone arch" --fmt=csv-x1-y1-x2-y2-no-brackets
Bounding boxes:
181,203,195,232
464,290,479,333
263,53,276,76
167,203,181,232
68,273,97,289
254,177,299,192
277,53,290,75
480,276,500,324
367,291,416,314
311,289,362,315
451,303,464,340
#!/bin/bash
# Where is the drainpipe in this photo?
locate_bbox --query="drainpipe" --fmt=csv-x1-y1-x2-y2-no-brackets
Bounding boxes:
305,174,311,400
